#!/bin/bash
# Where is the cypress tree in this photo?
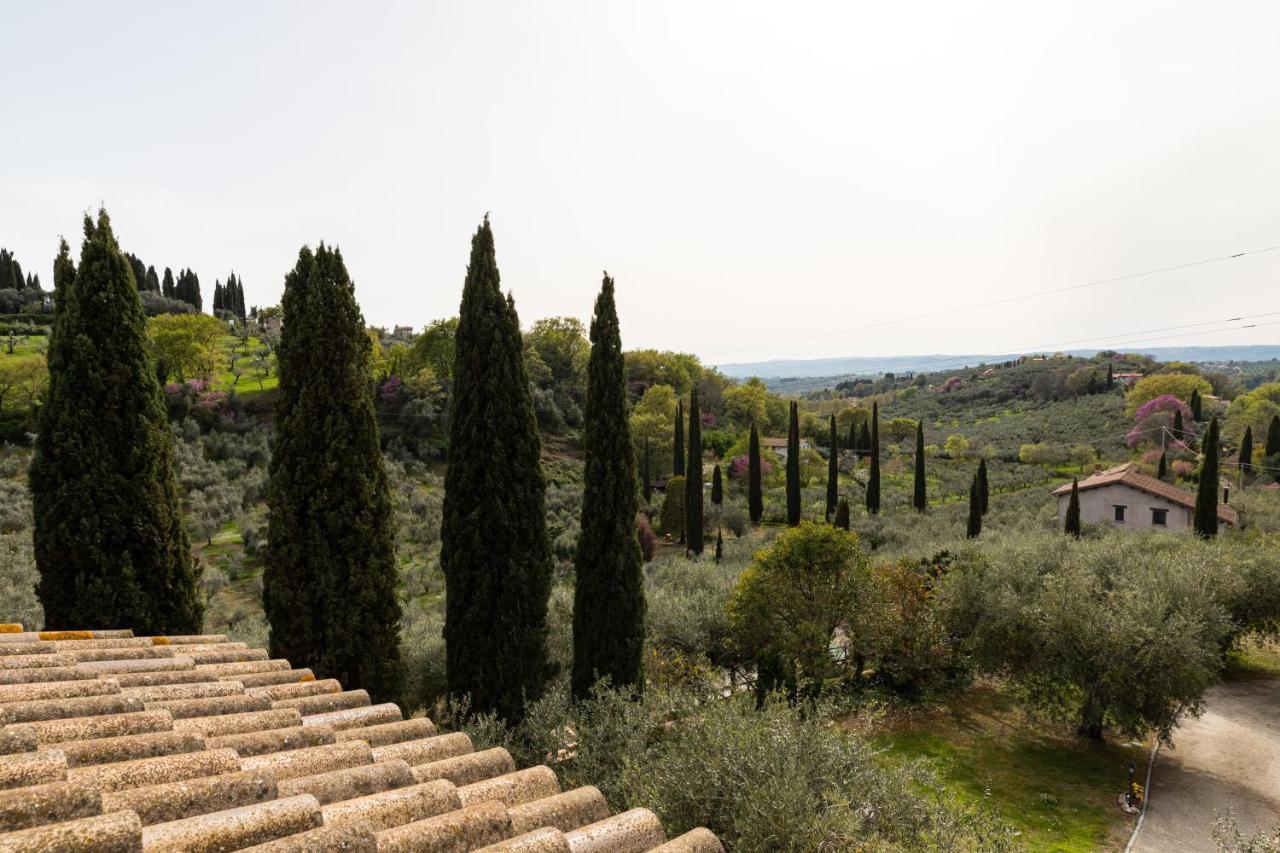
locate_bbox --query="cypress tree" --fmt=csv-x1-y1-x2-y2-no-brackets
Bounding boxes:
263,244,402,703
31,211,201,633
572,274,644,699
858,421,871,460
912,420,927,512
1106,362,1114,390
440,218,552,722
846,417,856,453
685,388,704,554
711,464,723,505
825,414,838,521
1173,409,1184,443
748,421,763,525
1267,415,1280,458
145,265,159,292
1239,425,1253,481
866,401,881,514
1157,450,1168,480
714,528,723,564
1064,478,1081,537
785,401,801,526
1190,388,1203,421
642,438,652,505
673,401,685,476
162,267,175,298
213,281,224,313
966,474,981,538
977,457,989,515
0,249,15,291
834,496,850,530
1193,416,1221,539
661,476,686,540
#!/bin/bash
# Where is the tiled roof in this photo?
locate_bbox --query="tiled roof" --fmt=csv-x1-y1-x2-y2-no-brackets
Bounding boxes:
1051,463,1238,525
0,625,721,852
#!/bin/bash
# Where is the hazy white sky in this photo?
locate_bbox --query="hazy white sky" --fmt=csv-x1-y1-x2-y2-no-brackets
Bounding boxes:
4,1,1280,362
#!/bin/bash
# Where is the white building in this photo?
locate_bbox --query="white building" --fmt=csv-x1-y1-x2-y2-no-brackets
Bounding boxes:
1052,463,1236,531
762,436,811,462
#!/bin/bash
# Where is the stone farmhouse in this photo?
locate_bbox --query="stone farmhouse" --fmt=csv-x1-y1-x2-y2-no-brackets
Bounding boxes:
761,436,810,462
1052,463,1237,531
0,624,720,852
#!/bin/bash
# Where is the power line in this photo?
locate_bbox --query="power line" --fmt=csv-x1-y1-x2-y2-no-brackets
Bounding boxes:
710,244,1280,359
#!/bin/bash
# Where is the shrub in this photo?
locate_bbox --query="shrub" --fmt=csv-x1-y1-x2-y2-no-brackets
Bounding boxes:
635,513,655,562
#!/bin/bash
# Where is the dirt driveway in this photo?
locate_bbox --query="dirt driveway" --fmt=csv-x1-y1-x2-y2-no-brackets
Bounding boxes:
1130,680,1280,852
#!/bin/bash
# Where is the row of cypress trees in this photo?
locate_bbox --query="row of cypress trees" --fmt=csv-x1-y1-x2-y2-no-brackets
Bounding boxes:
212,273,248,320
0,248,40,291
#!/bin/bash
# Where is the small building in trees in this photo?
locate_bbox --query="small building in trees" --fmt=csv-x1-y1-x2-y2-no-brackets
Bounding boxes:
1051,463,1236,531
762,435,810,461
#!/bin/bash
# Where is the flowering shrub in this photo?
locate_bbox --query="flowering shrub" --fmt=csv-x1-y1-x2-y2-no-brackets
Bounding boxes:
1172,460,1195,479
380,375,404,405
728,454,771,480
699,411,717,428
1127,395,1193,448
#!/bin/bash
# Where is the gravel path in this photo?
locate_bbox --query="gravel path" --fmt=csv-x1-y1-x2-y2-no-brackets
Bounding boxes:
1131,680,1280,852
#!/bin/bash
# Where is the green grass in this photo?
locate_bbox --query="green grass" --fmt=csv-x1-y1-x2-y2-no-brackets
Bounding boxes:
870,683,1135,852
209,335,278,397
0,335,48,357
1225,637,1280,681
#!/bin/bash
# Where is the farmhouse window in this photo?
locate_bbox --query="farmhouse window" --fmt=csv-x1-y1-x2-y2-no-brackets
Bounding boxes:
1151,508,1168,526
1113,505,1126,523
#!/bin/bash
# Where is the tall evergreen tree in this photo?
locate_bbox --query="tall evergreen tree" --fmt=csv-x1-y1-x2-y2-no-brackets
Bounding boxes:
866,401,881,514
785,401,801,526
262,244,402,703
31,211,201,633
685,388,704,554
966,474,981,538
834,496,851,530
213,280,225,313
162,267,175,298
0,249,16,291
1267,415,1280,458
858,421,871,460
440,219,553,723
825,414,838,520
1173,409,1184,443
1157,450,1168,480
711,464,723,505
1193,416,1221,539
1238,425,1253,482
1190,388,1203,422
642,438,653,505
912,420,927,512
846,418,856,453
748,421,763,525
714,527,723,563
977,457,989,515
1064,478,1081,537
572,274,644,699
673,401,685,476
145,265,160,292
1106,362,1114,390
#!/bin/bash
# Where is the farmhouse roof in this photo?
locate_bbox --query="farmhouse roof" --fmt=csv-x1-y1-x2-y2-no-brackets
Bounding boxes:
0,624,720,852
1051,463,1238,525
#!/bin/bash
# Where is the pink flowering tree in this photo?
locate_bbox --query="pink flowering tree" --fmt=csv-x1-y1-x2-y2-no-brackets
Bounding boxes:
1127,395,1193,449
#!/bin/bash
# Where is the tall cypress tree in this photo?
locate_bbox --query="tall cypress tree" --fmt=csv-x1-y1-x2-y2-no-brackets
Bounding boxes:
846,418,856,453
1239,425,1253,483
825,414,838,521
642,438,653,505
834,496,851,530
1064,478,1081,537
1173,409,1184,444
977,457,989,515
441,218,552,722
1157,450,1168,480
145,265,159,292
858,421,871,460
673,401,685,476
1106,362,1114,390
966,474,981,538
1193,416,1221,539
1190,389,1203,422
866,401,881,514
31,211,201,634
572,274,644,699
263,244,401,703
161,267,175,298
785,401,801,526
912,420,927,512
1267,415,1280,458
685,388,704,554
711,464,723,505
748,421,763,525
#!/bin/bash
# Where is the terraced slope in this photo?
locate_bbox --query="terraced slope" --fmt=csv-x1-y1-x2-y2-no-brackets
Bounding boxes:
0,624,720,853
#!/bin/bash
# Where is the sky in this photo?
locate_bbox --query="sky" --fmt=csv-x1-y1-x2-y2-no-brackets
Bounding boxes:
4,1,1280,363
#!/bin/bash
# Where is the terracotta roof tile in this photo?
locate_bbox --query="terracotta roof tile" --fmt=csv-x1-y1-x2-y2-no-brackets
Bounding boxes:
0,627,720,851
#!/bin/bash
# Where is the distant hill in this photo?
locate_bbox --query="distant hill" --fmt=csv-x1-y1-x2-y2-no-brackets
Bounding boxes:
716,345,1280,380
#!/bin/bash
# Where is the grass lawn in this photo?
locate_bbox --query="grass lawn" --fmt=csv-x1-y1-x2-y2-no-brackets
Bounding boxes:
869,681,1137,852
